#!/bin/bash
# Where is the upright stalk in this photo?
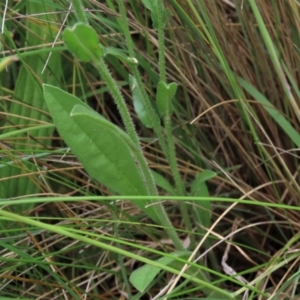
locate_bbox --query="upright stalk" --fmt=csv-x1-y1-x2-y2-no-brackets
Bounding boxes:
116,1,168,156
116,0,184,250
156,0,193,241
71,0,88,24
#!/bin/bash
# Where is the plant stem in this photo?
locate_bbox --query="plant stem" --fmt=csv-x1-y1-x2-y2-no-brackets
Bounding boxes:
71,0,89,24
156,0,193,242
116,0,168,156
94,58,184,250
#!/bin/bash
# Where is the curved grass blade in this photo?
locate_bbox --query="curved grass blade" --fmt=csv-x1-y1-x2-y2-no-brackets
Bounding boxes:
239,77,300,148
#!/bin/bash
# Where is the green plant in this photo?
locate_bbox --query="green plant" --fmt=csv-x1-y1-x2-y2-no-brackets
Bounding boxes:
0,0,299,299
42,1,220,296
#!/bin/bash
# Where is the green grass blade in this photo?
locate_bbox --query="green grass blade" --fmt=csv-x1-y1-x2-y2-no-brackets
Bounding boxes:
0,1,62,207
239,77,300,148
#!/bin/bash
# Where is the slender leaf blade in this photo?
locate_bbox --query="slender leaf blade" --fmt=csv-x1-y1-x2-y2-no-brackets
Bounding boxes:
238,77,300,147
129,75,153,128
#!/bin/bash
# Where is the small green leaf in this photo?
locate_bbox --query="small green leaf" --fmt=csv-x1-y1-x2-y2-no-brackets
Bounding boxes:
141,0,167,29
129,75,153,128
130,251,190,292
63,22,103,62
191,170,216,231
156,81,177,118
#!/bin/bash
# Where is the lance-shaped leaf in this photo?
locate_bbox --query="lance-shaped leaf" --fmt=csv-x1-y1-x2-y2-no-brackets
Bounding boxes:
44,85,159,222
129,75,153,128
70,104,149,196
43,84,159,222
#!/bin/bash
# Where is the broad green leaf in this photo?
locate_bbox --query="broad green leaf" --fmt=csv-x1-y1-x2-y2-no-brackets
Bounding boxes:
130,251,191,292
43,85,159,222
156,81,177,118
129,75,153,128
70,104,148,196
63,22,103,62
43,84,145,195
